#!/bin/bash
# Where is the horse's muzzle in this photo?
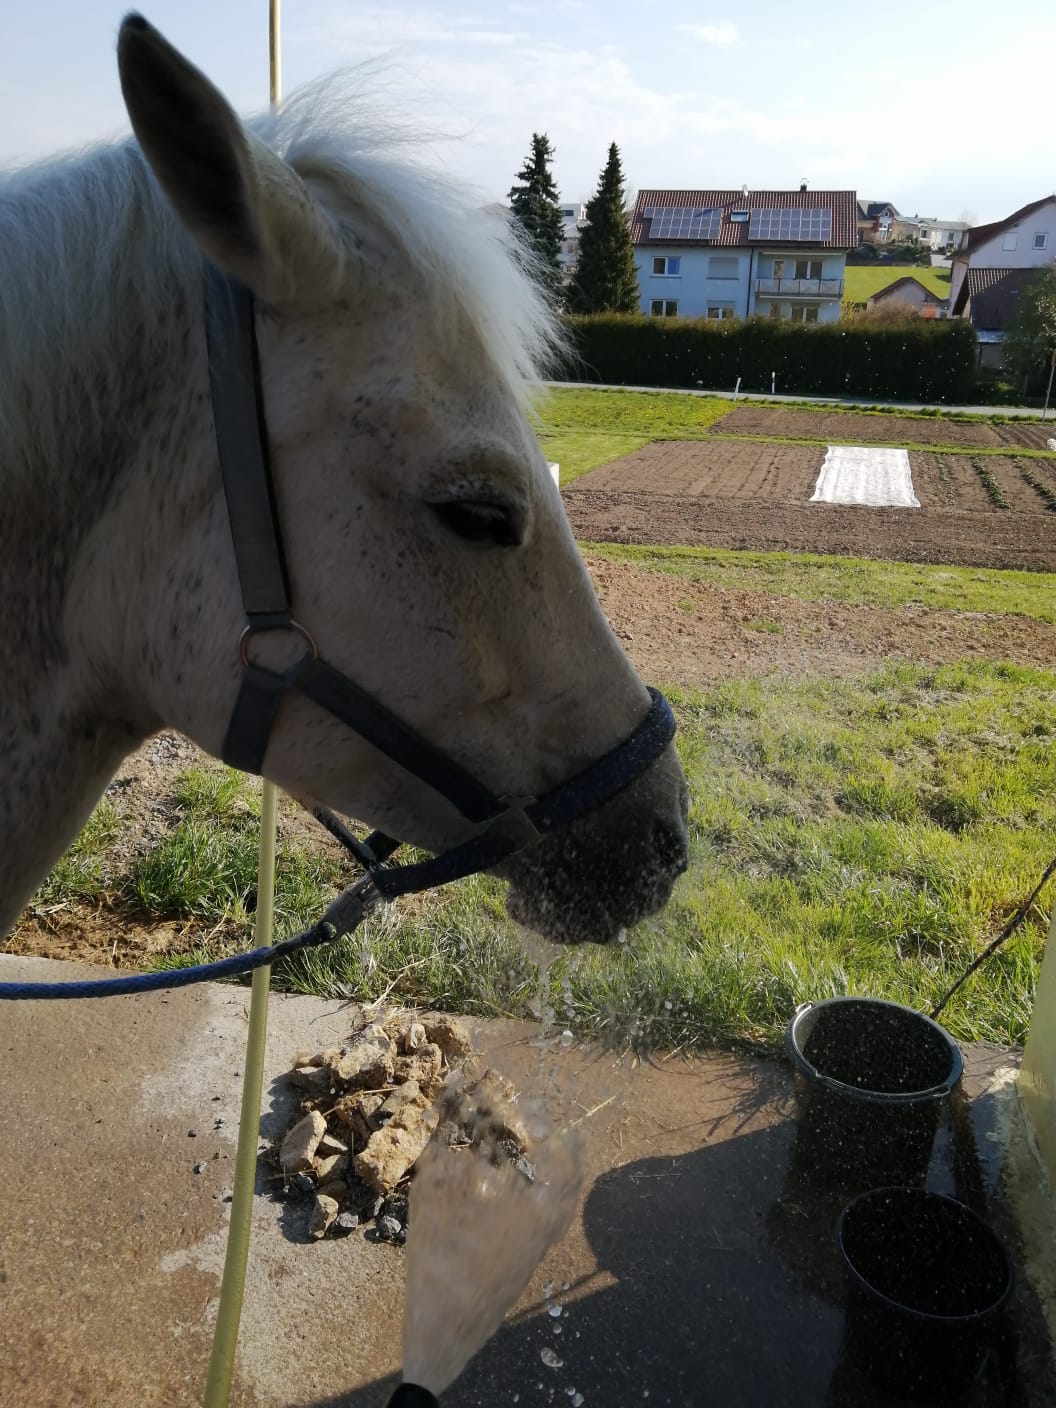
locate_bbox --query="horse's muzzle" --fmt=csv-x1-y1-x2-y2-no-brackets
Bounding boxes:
496,745,690,945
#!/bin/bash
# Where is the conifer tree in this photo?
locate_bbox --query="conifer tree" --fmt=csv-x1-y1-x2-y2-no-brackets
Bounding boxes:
508,133,564,296
566,143,640,314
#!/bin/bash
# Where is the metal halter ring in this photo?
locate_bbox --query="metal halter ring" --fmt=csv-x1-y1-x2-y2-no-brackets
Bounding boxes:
238,619,318,669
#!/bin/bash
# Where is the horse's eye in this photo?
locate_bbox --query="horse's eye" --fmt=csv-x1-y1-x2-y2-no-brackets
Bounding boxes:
430,499,523,547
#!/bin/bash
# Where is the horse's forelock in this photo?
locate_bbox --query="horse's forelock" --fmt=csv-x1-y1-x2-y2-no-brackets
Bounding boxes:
247,73,566,408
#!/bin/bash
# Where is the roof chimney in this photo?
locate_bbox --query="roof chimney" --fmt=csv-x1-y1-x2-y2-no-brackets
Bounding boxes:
742,183,749,198
800,177,808,192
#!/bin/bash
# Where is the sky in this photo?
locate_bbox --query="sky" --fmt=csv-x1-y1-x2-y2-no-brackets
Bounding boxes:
2,1,1055,225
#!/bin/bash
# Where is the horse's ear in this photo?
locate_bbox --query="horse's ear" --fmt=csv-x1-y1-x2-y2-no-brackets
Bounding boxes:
117,14,327,296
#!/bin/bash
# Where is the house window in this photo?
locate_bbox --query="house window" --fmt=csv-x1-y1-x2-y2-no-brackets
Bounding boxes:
773,259,786,279
1034,232,1049,250
768,303,781,320
794,259,823,280
706,305,735,319
650,299,678,317
790,305,820,324
652,256,681,276
709,256,738,279
730,210,749,223
1002,230,1018,251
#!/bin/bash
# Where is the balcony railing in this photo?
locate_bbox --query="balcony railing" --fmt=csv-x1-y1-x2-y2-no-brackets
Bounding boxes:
755,278,844,297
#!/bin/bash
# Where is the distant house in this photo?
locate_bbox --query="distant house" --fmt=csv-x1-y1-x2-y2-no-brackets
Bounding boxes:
867,276,948,317
950,195,1056,366
909,218,970,253
857,200,899,244
631,187,858,323
558,200,588,277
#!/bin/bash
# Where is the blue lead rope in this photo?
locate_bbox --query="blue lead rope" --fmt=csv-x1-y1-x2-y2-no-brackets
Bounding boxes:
0,879,376,1000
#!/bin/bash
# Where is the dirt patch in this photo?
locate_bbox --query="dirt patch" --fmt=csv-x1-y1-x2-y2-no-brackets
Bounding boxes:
565,489,1056,571
563,439,825,499
710,405,1056,449
587,552,1056,688
909,454,1056,514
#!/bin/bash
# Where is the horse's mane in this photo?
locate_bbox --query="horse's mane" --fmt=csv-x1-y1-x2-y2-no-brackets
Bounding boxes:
251,75,565,404
0,72,562,481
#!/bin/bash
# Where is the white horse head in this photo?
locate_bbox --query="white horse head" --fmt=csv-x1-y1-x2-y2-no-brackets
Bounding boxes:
0,16,687,944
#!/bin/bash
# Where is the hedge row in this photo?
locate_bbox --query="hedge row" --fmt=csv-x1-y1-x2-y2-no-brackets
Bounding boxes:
558,315,978,403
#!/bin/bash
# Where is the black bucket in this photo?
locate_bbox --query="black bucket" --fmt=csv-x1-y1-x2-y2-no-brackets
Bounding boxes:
838,1187,1013,1402
786,997,963,1187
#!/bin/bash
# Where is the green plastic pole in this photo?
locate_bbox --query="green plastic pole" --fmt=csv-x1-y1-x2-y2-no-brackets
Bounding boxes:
202,779,277,1408
204,13,282,1402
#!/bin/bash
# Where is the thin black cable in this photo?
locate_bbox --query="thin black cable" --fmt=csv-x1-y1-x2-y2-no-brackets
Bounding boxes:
930,852,1056,1020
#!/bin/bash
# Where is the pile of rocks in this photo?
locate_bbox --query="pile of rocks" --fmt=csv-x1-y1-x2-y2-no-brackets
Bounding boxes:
273,1008,529,1244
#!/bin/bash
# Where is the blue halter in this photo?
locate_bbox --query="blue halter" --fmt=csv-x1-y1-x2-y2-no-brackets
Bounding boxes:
0,269,675,1000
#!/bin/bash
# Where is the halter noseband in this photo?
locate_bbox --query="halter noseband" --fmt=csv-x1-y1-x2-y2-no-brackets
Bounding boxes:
205,267,676,900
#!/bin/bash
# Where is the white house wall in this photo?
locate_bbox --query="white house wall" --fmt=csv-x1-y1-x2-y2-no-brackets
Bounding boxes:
635,246,846,322
968,200,1056,270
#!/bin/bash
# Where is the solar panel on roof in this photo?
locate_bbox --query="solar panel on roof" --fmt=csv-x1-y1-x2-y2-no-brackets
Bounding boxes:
642,205,722,240
748,208,832,241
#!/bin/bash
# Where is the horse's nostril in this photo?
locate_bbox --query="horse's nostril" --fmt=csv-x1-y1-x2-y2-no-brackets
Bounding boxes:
654,820,689,873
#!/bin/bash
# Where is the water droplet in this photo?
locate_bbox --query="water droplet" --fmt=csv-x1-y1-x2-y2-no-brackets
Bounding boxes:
548,1303,562,1318
663,1000,672,1010
560,1030,574,1048
616,929,628,945
561,1281,570,1291
542,1280,555,1298
541,1347,564,1369
571,1395,585,1406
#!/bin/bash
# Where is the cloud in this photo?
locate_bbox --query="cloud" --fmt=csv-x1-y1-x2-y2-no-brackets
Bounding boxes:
676,22,741,47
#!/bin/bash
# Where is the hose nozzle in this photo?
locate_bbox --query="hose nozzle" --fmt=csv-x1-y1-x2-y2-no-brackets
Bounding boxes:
384,1385,439,1407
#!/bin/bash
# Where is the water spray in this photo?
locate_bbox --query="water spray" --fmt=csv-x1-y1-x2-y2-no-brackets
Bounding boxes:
383,1114,581,1404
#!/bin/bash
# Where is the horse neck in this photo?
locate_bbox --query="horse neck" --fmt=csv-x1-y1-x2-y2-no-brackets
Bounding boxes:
0,146,208,933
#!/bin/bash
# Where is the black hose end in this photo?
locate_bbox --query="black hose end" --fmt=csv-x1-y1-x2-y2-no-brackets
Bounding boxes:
384,1385,439,1408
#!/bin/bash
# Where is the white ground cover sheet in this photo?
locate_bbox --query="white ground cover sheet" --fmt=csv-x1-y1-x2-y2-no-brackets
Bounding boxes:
810,445,920,508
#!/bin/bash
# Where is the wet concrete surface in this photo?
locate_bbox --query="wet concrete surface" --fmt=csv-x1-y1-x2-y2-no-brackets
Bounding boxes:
1,955,1053,1408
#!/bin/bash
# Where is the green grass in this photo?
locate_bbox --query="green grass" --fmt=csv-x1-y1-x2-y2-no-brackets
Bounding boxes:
534,386,732,438
132,662,1056,1053
26,557,1056,1055
531,387,1056,467
35,800,123,905
842,265,952,306
538,431,650,486
586,542,1056,625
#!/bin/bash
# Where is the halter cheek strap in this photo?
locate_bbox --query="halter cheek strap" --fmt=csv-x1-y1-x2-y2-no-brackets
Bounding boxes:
205,266,677,896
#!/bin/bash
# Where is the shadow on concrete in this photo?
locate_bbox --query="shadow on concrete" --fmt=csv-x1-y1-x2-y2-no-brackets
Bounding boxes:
293,1105,1023,1408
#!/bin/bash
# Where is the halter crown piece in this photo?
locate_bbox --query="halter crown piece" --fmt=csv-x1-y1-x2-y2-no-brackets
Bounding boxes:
0,268,676,1000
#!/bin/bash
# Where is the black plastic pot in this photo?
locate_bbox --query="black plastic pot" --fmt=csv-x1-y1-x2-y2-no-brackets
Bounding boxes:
786,997,963,1187
837,1187,1012,1402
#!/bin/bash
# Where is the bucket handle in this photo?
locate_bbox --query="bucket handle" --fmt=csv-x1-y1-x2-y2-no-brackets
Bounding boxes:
787,1000,958,1101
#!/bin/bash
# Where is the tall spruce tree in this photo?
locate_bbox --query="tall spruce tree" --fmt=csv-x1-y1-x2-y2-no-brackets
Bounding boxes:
508,133,564,296
566,143,640,314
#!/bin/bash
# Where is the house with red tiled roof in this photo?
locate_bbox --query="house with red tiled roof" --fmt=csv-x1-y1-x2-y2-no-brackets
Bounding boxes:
631,187,857,323
950,195,1056,366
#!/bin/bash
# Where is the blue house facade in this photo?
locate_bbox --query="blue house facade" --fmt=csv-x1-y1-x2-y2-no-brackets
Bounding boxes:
631,189,858,323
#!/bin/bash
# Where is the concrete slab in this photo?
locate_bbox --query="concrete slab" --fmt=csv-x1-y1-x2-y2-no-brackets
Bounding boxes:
1,955,1053,1408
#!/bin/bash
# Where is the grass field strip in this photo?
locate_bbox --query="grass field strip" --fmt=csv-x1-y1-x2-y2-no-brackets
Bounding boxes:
811,445,920,508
